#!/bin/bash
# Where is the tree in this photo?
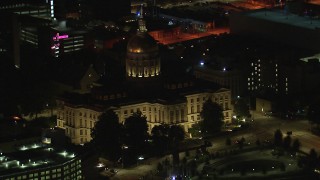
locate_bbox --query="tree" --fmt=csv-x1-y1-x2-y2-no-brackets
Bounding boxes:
124,111,148,152
168,125,185,165
238,137,245,149
226,137,231,146
151,125,185,155
256,139,261,146
233,98,250,118
91,110,122,162
283,135,292,150
274,129,283,147
309,149,318,159
292,139,301,152
200,99,224,135
151,124,170,154
309,149,318,168
168,125,185,144
188,123,202,138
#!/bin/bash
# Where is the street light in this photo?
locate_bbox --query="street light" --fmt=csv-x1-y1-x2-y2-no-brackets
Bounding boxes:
137,156,144,166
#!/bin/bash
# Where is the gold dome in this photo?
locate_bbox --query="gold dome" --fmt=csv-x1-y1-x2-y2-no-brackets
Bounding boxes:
127,33,158,54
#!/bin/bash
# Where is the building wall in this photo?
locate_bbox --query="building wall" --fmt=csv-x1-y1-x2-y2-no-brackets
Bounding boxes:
148,26,181,42
50,31,86,58
65,107,101,145
256,98,272,113
194,67,244,99
21,28,38,47
79,66,100,93
14,6,51,18
57,88,233,145
0,157,82,180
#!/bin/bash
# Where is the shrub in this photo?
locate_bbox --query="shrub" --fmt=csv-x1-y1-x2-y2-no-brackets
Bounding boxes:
216,151,220,158
280,163,286,171
219,168,225,175
241,168,247,176
185,150,190,157
262,167,267,174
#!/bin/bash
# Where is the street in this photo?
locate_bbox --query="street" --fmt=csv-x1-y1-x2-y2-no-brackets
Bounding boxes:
111,111,320,179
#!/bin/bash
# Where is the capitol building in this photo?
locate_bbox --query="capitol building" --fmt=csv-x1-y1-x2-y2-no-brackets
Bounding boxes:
56,13,233,145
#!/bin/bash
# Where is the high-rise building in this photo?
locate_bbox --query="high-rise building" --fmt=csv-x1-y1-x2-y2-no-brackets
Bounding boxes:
0,12,20,68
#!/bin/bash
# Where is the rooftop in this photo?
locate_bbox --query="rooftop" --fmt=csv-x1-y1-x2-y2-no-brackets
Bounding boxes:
247,9,320,30
0,142,77,176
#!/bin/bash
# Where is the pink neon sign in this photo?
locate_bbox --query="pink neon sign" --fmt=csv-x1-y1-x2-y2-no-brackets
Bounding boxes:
51,43,60,49
53,33,69,41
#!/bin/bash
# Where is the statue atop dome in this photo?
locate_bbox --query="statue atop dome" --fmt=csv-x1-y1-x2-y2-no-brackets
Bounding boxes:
138,5,147,33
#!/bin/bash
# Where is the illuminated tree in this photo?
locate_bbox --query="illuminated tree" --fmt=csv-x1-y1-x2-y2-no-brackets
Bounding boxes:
188,123,202,137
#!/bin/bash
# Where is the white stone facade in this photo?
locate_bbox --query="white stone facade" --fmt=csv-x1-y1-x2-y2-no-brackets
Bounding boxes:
56,88,232,145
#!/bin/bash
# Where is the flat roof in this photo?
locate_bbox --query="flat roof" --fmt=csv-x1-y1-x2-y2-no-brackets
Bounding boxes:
308,0,320,5
0,142,78,176
247,10,320,29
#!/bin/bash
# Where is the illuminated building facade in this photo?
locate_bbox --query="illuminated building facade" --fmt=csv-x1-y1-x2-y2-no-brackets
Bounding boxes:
57,87,232,145
0,2,51,19
49,25,87,57
21,27,39,47
159,13,215,33
126,12,160,78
